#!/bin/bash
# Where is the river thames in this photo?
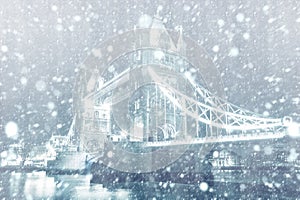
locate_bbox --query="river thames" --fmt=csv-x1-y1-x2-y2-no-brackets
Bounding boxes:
1,168,299,199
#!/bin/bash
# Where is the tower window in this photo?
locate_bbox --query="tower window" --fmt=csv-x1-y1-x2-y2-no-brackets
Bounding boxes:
94,111,99,118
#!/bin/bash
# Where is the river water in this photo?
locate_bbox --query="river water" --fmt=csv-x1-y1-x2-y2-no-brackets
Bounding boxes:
0,169,299,199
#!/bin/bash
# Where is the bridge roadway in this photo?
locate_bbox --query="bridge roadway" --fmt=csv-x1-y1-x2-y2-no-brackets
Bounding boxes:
143,130,288,147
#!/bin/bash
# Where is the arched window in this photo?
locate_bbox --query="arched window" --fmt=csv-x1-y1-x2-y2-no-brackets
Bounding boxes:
94,111,99,118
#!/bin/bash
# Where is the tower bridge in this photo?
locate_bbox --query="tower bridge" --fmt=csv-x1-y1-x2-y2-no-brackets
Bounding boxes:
74,16,300,176
78,47,292,148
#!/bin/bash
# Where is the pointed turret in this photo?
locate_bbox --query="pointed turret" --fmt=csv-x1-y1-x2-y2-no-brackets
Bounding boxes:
176,25,186,54
148,15,187,54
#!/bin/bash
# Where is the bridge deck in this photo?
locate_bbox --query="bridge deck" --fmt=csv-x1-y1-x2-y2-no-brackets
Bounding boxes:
143,131,287,147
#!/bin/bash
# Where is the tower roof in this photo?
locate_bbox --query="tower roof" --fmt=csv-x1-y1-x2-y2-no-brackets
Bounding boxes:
151,15,166,30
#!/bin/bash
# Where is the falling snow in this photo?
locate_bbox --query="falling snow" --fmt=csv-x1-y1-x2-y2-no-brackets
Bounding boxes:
138,14,153,28
0,0,299,199
212,45,220,53
35,80,47,91
243,32,250,40
4,121,19,139
217,19,225,27
228,47,239,57
1,45,8,53
236,13,245,22
199,182,209,192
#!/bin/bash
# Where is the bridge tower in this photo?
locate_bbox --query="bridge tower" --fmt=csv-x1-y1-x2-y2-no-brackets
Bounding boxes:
73,16,299,176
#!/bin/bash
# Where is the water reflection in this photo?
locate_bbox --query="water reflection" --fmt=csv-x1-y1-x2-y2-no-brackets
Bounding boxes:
1,172,136,199
0,171,214,199
0,170,299,199
24,172,55,200
4,171,56,199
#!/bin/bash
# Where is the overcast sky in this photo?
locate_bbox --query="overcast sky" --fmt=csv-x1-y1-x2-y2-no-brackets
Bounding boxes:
0,0,299,145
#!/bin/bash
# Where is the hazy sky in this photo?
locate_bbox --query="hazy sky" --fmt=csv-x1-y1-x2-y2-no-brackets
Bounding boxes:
0,0,299,144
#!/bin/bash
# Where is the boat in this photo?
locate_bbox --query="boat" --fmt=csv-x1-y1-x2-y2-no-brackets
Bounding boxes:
46,116,88,174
